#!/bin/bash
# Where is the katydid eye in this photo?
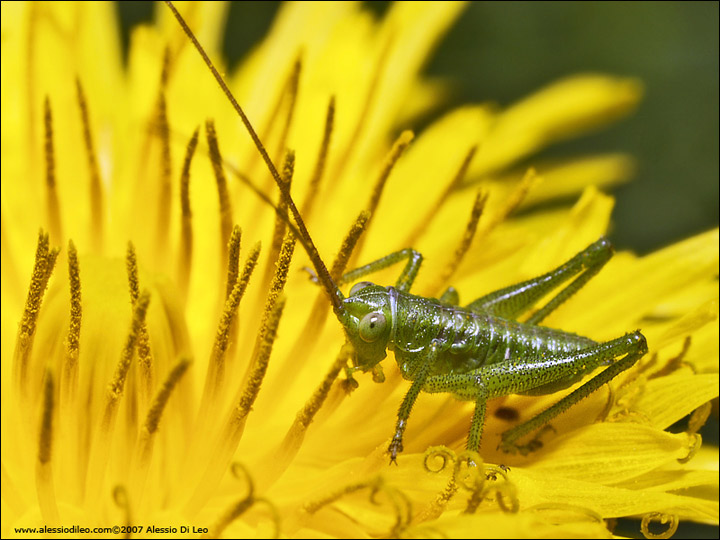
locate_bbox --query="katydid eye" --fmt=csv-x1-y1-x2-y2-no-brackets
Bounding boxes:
359,312,386,342
350,281,374,296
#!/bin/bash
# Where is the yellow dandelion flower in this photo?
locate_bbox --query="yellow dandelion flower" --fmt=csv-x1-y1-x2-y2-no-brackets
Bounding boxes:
2,2,717,539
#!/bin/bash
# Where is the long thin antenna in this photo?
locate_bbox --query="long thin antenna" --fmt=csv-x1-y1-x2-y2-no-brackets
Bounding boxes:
164,1,343,313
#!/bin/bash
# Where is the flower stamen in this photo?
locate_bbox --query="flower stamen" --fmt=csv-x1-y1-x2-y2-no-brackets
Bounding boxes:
142,357,191,436
301,96,335,219
417,446,461,521
57,240,82,493
165,1,340,312
36,370,59,524
686,401,712,436
178,127,199,301
107,289,151,412
203,463,280,539
198,239,260,423
132,357,191,498
225,225,242,300
480,167,538,236
155,90,172,260
367,130,414,217
297,343,354,430
427,189,488,296
236,289,288,422
14,230,59,395
60,239,82,409
85,291,150,505
472,464,519,514
43,97,62,243
75,78,105,253
264,151,295,288
186,296,285,515
304,475,412,538
233,292,286,432
113,485,132,532
271,56,301,166
241,232,295,385
126,242,154,407
405,145,478,247
263,343,355,490
351,130,413,263
205,119,233,270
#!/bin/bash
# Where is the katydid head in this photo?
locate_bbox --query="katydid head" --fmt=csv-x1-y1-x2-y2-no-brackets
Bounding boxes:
338,282,395,374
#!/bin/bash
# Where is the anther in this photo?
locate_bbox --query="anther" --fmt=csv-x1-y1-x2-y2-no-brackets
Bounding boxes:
405,145,477,247
301,96,335,219
143,358,191,436
295,343,354,430
221,298,286,486
126,243,154,400
366,130,414,217
243,232,295,388
178,127,199,298
44,97,63,242
14,230,59,393
126,242,140,304
351,130,413,262
133,358,191,499
429,190,488,294
62,240,82,405
206,119,233,265
330,211,371,282
225,226,242,300
266,151,295,286
198,243,260,418
108,291,151,403
273,55,301,165
75,78,105,252
480,168,538,234
155,91,172,257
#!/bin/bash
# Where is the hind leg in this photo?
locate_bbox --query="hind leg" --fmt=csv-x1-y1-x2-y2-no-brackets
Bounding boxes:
465,237,613,323
420,331,647,453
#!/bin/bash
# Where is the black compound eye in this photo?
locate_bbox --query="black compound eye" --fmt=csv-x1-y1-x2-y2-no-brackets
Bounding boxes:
349,281,374,296
358,312,386,342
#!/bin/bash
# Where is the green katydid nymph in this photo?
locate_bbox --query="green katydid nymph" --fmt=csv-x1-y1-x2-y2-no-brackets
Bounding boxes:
166,1,648,464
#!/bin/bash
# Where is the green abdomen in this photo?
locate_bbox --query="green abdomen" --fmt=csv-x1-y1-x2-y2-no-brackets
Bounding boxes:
392,293,597,377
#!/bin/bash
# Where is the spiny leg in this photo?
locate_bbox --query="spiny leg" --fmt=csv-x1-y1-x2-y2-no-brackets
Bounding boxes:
465,237,613,323
500,331,648,454
340,248,423,293
467,386,490,453
421,330,647,453
389,340,437,463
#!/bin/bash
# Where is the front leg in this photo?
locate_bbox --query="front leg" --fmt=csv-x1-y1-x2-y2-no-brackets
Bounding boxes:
340,248,423,293
422,371,491,453
389,341,438,463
